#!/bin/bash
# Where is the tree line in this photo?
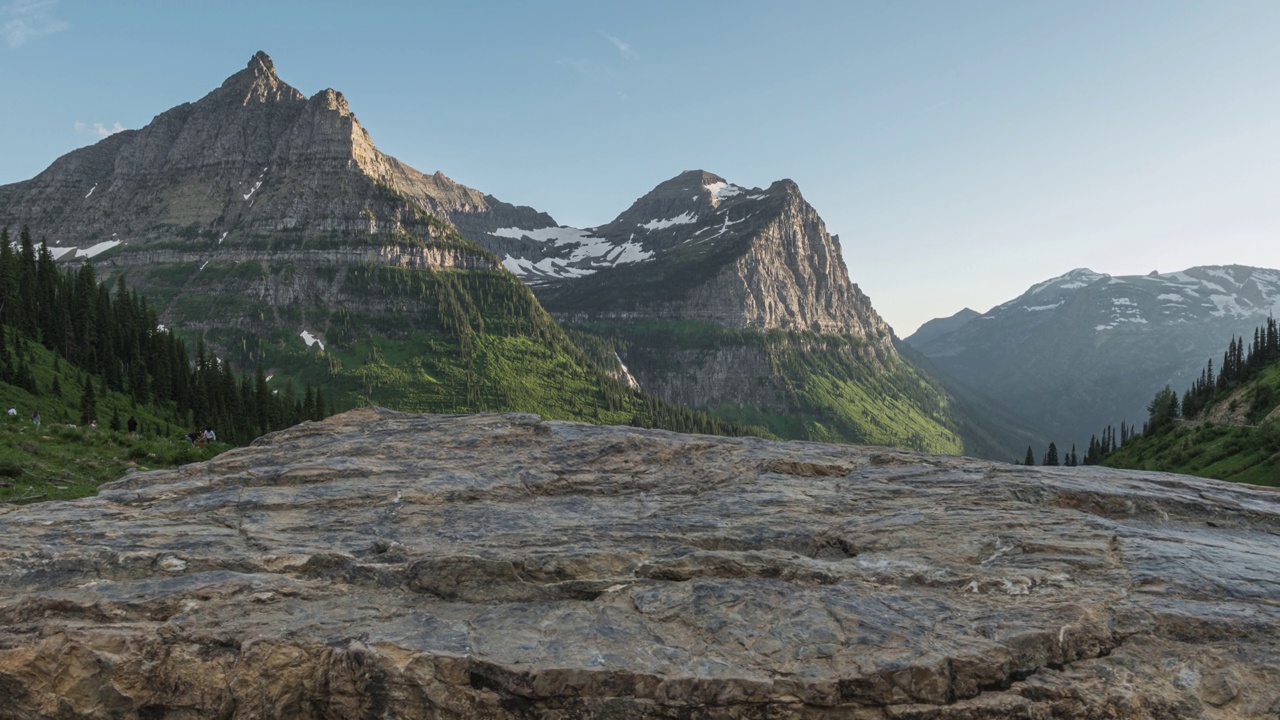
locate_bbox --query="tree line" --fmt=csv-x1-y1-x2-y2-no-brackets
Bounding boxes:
1071,316,1280,463
1,226,326,445
1179,317,1279,420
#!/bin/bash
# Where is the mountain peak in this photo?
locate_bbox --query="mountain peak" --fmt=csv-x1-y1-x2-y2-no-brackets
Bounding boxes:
248,50,277,77
213,50,299,105
674,169,726,185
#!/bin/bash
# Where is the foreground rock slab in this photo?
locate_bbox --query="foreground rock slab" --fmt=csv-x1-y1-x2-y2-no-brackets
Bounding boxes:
2,409,1279,719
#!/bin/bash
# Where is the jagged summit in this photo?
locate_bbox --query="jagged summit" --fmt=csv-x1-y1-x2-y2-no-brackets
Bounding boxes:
249,50,276,75
521,170,892,340
211,50,300,107
0,51,549,252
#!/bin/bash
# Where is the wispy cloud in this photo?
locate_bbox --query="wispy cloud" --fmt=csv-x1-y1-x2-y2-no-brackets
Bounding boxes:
555,57,621,80
602,33,638,60
75,121,125,139
1,0,68,49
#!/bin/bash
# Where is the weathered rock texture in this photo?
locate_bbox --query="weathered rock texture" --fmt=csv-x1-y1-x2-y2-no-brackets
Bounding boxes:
537,171,893,343
2,409,1278,718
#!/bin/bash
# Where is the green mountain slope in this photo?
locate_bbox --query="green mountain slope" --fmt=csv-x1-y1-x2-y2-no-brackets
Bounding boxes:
565,320,966,455
107,229,762,437
1102,363,1280,485
1100,319,1280,485
0,335,229,503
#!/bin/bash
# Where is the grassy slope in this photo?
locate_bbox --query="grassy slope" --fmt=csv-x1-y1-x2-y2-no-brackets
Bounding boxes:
1102,364,1280,486
569,320,966,455
134,261,765,435
0,339,228,503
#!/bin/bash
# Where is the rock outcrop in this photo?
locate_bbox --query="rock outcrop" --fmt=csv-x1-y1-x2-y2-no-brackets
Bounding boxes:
533,171,892,341
0,51,550,253
2,409,1277,718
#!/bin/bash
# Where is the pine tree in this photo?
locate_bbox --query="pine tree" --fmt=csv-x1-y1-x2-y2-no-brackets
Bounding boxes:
79,376,97,426
1024,446,1035,466
1045,442,1060,467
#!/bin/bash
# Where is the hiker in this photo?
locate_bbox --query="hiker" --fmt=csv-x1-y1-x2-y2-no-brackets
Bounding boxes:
127,416,138,438
31,409,40,426
203,427,216,443
186,430,200,445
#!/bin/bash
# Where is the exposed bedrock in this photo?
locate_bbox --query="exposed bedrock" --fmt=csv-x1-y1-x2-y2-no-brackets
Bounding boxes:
1,409,1278,718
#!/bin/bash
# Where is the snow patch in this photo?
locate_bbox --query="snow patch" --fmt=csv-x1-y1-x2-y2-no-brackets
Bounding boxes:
493,226,593,243
243,179,263,201
1111,298,1135,306
300,330,325,351
1208,294,1249,318
502,255,534,275
614,352,640,391
78,240,122,258
1027,268,1106,296
1204,268,1238,285
493,225,653,278
640,211,697,231
265,374,274,382
1156,294,1184,302
704,181,744,201
199,260,209,271
48,246,77,260
1023,300,1065,312
84,184,96,199
156,324,166,332
218,232,228,245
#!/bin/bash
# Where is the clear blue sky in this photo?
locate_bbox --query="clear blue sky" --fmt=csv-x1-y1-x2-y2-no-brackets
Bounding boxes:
3,0,1279,335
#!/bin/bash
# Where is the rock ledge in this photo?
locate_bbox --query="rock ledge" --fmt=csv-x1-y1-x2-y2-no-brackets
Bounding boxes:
1,409,1278,718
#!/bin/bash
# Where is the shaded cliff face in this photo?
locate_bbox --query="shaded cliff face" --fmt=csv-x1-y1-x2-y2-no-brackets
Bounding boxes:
513,170,892,341
515,172,977,453
1,410,1278,718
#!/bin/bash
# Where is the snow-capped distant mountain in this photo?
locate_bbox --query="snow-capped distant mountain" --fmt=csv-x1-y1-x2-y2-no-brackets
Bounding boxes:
906,265,1280,451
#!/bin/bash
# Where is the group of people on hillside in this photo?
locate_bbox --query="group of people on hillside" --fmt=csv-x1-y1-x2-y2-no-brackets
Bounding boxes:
6,406,140,437
7,407,38,425
186,427,217,446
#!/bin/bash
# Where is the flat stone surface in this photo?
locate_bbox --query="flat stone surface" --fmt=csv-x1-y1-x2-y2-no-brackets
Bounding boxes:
1,409,1278,718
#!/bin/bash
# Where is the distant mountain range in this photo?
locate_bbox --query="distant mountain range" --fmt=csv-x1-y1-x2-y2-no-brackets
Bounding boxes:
907,265,1280,451
0,52,1009,456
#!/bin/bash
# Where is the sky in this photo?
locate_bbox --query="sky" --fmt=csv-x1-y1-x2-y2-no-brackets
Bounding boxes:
2,0,1279,335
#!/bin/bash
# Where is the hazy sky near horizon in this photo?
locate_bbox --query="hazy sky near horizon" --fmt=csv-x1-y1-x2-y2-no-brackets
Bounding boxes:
2,0,1278,335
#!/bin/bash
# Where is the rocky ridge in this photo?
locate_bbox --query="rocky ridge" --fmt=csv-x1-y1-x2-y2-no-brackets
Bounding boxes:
906,265,1280,452
525,170,891,340
1,409,1277,718
0,52,549,254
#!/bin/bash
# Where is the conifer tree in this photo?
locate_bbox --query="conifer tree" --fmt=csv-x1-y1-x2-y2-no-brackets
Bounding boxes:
1024,446,1035,466
1044,442,1060,467
79,376,97,426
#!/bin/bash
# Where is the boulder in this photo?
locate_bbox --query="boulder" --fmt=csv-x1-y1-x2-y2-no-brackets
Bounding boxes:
1,408,1277,718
